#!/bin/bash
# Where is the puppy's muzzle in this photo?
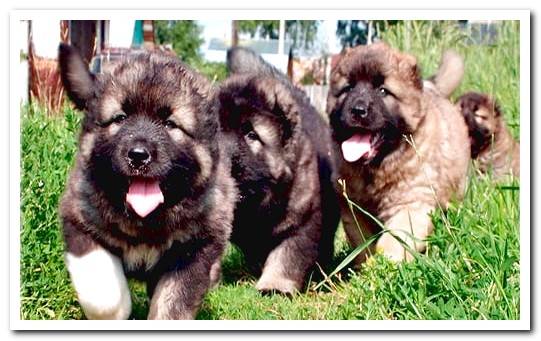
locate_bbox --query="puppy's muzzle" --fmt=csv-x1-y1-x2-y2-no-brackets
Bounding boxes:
348,97,372,126
351,104,368,119
128,146,152,169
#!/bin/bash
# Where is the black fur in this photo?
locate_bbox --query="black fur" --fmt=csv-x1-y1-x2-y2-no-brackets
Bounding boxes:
328,60,410,167
217,48,339,293
58,44,236,319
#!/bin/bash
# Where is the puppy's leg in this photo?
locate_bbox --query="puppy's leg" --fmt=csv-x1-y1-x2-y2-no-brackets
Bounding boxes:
147,242,223,320
255,231,318,295
63,222,131,320
209,259,222,289
376,204,434,262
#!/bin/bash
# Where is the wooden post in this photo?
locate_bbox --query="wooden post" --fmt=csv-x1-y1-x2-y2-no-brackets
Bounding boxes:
231,20,239,47
367,20,373,45
278,20,285,55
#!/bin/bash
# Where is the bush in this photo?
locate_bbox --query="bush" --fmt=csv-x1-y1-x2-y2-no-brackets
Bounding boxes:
154,20,204,64
191,60,228,83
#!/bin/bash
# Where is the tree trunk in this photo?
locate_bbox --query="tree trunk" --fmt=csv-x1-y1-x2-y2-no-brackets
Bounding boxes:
231,20,239,47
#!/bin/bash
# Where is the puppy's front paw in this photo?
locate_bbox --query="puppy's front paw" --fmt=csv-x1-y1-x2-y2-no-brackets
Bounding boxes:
209,261,222,289
66,250,132,320
255,274,300,295
375,233,415,262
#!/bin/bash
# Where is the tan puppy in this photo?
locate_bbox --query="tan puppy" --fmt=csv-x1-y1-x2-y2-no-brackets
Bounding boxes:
327,42,470,262
457,92,519,179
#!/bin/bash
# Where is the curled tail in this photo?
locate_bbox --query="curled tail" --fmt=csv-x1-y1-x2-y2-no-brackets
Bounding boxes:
427,50,464,98
226,46,299,95
226,46,286,81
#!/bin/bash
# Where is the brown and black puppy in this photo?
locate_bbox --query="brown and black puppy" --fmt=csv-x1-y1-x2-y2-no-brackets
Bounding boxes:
216,47,339,294
327,42,470,263
58,44,236,319
457,92,519,178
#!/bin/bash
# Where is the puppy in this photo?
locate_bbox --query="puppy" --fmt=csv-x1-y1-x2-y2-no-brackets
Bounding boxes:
327,42,470,262
58,44,236,319
457,92,519,178
216,47,340,294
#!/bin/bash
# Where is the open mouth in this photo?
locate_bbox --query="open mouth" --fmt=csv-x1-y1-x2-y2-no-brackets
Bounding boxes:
340,132,383,163
126,177,164,218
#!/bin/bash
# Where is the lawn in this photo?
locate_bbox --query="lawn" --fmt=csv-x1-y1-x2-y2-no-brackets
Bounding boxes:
19,20,520,320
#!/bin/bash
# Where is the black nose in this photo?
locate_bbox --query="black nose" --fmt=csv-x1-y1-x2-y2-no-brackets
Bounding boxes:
128,147,151,168
351,105,368,118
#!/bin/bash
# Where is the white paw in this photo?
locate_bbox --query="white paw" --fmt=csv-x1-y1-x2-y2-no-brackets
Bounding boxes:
66,249,132,319
209,261,222,289
255,273,300,295
375,233,415,262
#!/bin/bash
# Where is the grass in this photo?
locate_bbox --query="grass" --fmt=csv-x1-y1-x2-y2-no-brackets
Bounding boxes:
19,20,520,320
379,20,520,138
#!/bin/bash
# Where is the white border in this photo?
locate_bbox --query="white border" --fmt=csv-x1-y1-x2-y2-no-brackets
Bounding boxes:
9,9,531,331
7,9,531,20
518,13,531,333
8,319,532,331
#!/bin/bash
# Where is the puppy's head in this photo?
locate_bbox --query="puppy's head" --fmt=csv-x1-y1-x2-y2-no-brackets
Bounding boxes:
59,44,217,219
457,92,501,158
327,42,423,166
217,75,300,205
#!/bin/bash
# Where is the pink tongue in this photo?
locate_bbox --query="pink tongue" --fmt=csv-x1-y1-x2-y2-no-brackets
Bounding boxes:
341,134,372,162
126,178,164,218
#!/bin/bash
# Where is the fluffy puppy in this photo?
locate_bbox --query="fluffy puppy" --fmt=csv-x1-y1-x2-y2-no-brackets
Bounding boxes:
216,47,340,294
58,44,236,319
457,92,519,178
327,42,470,262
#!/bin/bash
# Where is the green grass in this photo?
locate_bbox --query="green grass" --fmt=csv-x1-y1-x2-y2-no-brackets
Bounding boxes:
19,20,520,320
191,60,228,83
379,20,520,138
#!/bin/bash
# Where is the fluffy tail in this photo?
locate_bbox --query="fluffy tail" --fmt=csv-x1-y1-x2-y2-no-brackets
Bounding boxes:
226,46,288,81
427,50,464,98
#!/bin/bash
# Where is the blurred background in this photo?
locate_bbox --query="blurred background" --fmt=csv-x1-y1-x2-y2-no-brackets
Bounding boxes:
17,19,501,115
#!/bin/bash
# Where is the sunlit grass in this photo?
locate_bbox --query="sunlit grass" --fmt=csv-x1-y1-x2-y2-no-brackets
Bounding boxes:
19,20,520,320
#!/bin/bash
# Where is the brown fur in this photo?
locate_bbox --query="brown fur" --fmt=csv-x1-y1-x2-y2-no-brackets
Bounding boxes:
425,50,464,98
457,92,519,179
58,44,236,319
327,42,470,262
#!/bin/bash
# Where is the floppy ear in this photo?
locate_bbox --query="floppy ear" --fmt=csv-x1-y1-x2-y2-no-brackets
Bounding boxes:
58,43,95,110
490,97,503,117
259,78,300,141
397,53,423,90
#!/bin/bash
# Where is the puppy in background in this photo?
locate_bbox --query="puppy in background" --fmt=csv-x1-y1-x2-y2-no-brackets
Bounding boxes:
58,44,236,319
217,47,340,294
457,92,519,178
327,42,470,263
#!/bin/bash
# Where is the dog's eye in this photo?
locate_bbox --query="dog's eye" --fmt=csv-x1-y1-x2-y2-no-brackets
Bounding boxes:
245,130,260,141
111,112,128,124
378,87,390,97
164,119,178,129
474,112,488,120
241,122,260,142
338,85,353,96
164,119,195,138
